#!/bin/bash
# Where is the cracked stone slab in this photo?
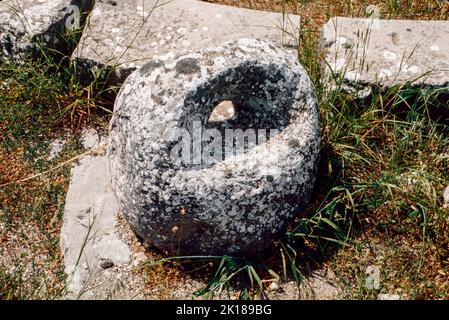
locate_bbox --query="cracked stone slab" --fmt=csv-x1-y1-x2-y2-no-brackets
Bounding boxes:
0,0,94,60
72,0,300,85
60,148,133,299
321,17,449,95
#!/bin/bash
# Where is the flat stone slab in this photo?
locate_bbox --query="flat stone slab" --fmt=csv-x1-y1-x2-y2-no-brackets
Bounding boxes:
72,0,300,84
60,143,133,298
0,0,93,60
321,17,449,92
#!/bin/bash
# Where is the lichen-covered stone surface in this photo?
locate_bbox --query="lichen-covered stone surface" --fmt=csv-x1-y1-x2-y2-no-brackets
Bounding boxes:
0,0,93,60
72,0,300,85
321,17,449,94
108,39,320,256
61,149,132,298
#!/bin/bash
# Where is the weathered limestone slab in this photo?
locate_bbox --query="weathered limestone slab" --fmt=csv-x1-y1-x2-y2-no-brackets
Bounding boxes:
0,0,93,60
73,0,300,84
60,141,132,298
321,17,449,94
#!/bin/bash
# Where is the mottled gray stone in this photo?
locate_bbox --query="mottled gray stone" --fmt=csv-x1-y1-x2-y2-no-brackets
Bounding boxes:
61,153,131,298
321,17,449,94
72,0,300,85
108,39,320,256
0,0,93,60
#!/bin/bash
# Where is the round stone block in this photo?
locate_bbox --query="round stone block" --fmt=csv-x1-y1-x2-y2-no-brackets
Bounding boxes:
109,38,320,256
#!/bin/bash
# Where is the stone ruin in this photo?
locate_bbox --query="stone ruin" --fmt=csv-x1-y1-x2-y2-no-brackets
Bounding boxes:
1,0,448,298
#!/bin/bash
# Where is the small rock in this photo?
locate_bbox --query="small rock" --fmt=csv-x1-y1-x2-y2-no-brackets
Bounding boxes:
0,0,94,60
208,100,235,122
268,281,280,292
398,171,420,191
365,265,381,290
378,293,401,300
81,128,103,149
61,155,131,298
108,39,320,257
72,0,300,86
321,18,449,91
100,259,114,269
443,186,449,208
48,138,65,160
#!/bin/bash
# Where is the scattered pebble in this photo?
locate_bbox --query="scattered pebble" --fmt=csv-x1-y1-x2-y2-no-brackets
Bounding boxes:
378,293,401,300
268,281,280,292
443,186,449,208
81,128,103,149
365,5,381,18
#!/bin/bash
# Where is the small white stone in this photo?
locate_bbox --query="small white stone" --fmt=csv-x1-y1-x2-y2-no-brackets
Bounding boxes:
81,128,102,149
209,101,235,122
104,38,114,46
48,139,65,160
202,26,209,32
177,27,187,34
383,51,397,61
430,45,440,52
182,40,191,47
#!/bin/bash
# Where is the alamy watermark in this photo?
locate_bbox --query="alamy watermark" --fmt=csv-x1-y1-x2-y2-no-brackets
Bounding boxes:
169,121,282,175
